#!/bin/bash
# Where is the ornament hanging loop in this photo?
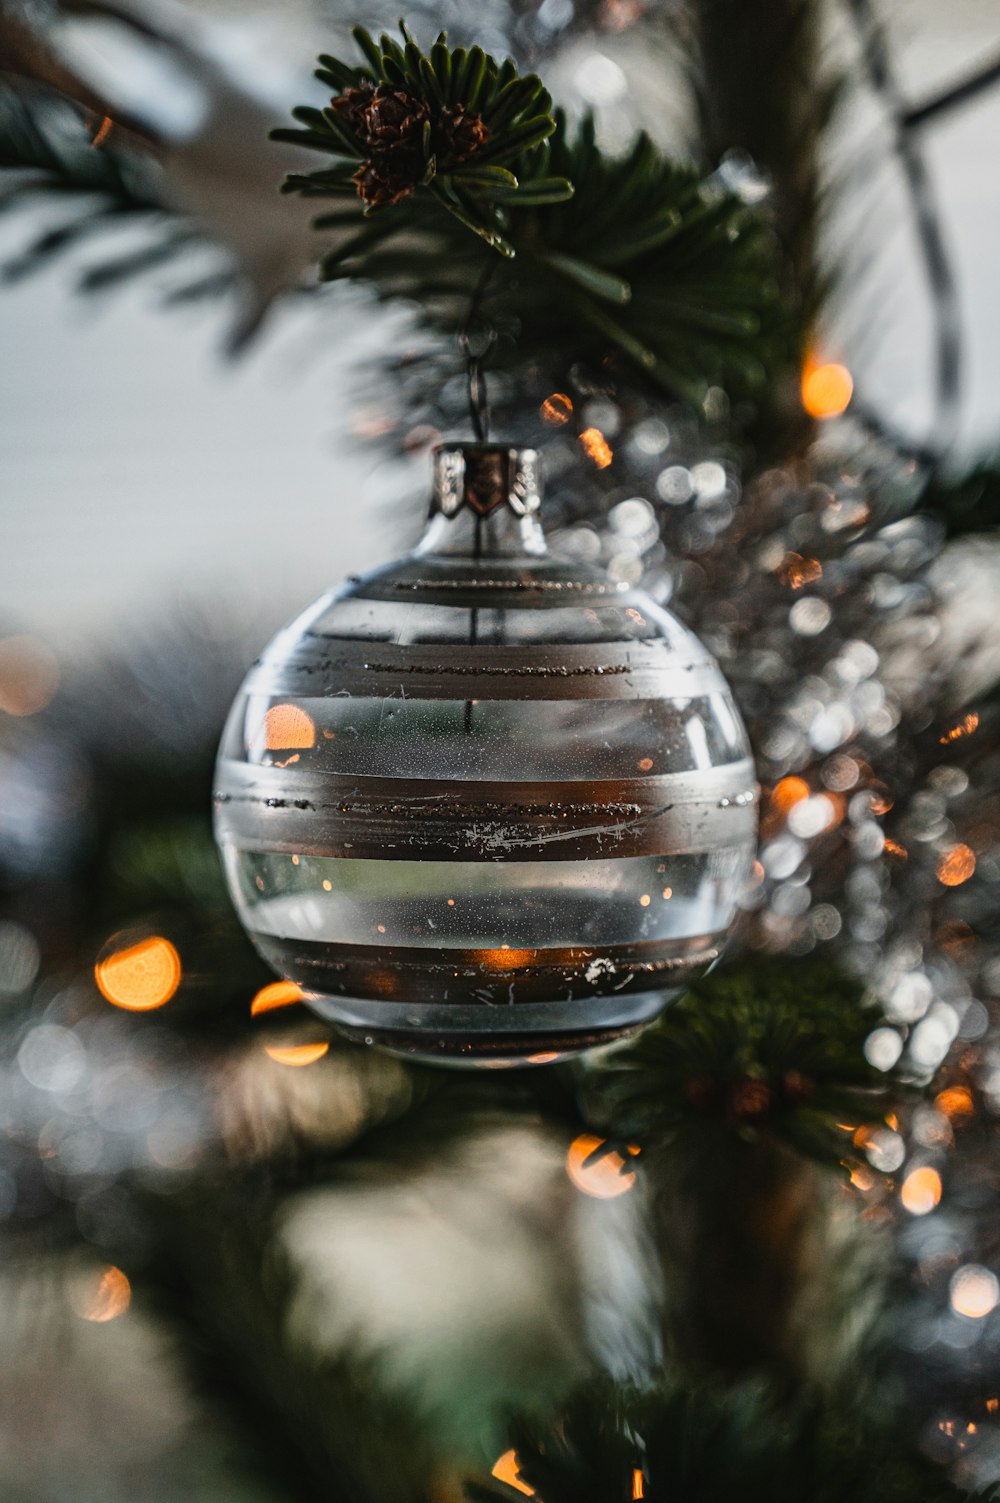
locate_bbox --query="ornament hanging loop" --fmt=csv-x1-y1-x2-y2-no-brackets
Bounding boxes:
458,319,496,443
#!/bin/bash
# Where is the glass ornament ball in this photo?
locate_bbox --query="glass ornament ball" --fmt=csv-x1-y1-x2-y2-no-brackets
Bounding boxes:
214,444,757,1067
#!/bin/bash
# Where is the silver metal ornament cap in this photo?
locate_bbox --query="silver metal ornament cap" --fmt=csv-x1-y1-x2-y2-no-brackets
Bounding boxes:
432,443,542,520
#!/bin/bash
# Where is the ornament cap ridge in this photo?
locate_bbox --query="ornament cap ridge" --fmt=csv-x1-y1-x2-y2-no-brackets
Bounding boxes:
432,442,542,520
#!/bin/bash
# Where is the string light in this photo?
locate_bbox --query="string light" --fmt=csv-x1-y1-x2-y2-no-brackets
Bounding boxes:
95,936,181,1012
579,428,613,468
566,1134,640,1198
264,1042,330,1067
937,845,976,887
801,356,853,419
251,980,304,1016
491,1451,534,1496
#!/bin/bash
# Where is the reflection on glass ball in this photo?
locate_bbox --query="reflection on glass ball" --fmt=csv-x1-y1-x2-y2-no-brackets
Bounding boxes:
215,446,756,1067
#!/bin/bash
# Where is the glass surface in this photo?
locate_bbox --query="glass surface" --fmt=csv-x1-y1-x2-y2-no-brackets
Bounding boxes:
225,846,753,951
221,691,750,779
215,459,756,1065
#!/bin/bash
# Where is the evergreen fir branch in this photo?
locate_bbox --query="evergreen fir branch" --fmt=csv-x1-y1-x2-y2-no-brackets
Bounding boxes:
275,22,571,236
920,456,1000,536
466,1376,996,1503
0,83,216,295
287,100,788,408
585,957,896,1171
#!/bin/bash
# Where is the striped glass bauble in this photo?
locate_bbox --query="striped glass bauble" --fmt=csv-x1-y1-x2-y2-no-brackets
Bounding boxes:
214,443,757,1067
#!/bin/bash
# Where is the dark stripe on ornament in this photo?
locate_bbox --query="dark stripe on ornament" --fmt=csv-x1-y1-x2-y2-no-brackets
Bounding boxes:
243,641,727,701
248,931,720,1006
214,761,758,860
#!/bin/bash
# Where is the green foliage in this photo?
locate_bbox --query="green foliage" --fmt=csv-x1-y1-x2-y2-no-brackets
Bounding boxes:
275,24,789,406
0,87,202,288
273,21,572,256
921,458,1000,536
587,957,892,1168
466,1376,995,1503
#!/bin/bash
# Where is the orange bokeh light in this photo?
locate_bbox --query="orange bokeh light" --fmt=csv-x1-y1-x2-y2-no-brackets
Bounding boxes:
632,1467,645,1500
540,392,573,425
264,703,316,751
901,1166,942,1215
75,1265,131,1323
478,948,535,972
264,1042,329,1067
771,776,810,814
491,1451,535,1497
579,427,613,469
777,552,823,590
936,1085,974,1119
251,980,304,1016
0,634,60,717
95,936,181,1011
802,358,853,420
566,1133,640,1198
940,713,979,745
937,845,976,887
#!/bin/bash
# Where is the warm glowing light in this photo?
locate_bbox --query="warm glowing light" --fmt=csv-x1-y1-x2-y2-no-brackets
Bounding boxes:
938,845,976,887
777,552,823,590
639,894,651,907
637,757,654,771
632,1467,645,1500
940,713,979,745
264,1042,329,1067
950,1265,1000,1319
263,703,316,752
479,948,535,971
251,980,304,1016
883,838,908,859
662,887,672,899
491,1451,535,1496
566,1133,640,1198
95,936,181,1011
579,427,613,469
527,1052,561,1064
322,879,333,891
540,392,573,426
91,114,113,147
901,1166,942,1215
936,1085,974,1120
771,776,810,814
849,1164,874,1192
0,635,60,717
801,358,853,419
75,1265,131,1322
987,1398,998,1414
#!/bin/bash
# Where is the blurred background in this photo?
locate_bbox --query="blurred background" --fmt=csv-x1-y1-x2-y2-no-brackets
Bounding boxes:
4,2,1000,1501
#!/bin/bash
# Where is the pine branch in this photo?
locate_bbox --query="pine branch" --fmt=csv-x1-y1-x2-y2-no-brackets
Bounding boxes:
0,84,213,293
586,956,894,1171
466,1375,997,1503
275,22,571,253
277,24,789,408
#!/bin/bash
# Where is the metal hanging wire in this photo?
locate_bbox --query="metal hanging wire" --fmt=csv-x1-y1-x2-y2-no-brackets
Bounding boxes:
458,259,499,443
458,319,497,443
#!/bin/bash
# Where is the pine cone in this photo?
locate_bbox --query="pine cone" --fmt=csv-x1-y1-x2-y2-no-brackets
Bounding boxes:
436,104,491,170
329,83,490,208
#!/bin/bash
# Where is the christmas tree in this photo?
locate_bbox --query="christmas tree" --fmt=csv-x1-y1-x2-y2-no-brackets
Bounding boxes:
2,3,1000,1499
